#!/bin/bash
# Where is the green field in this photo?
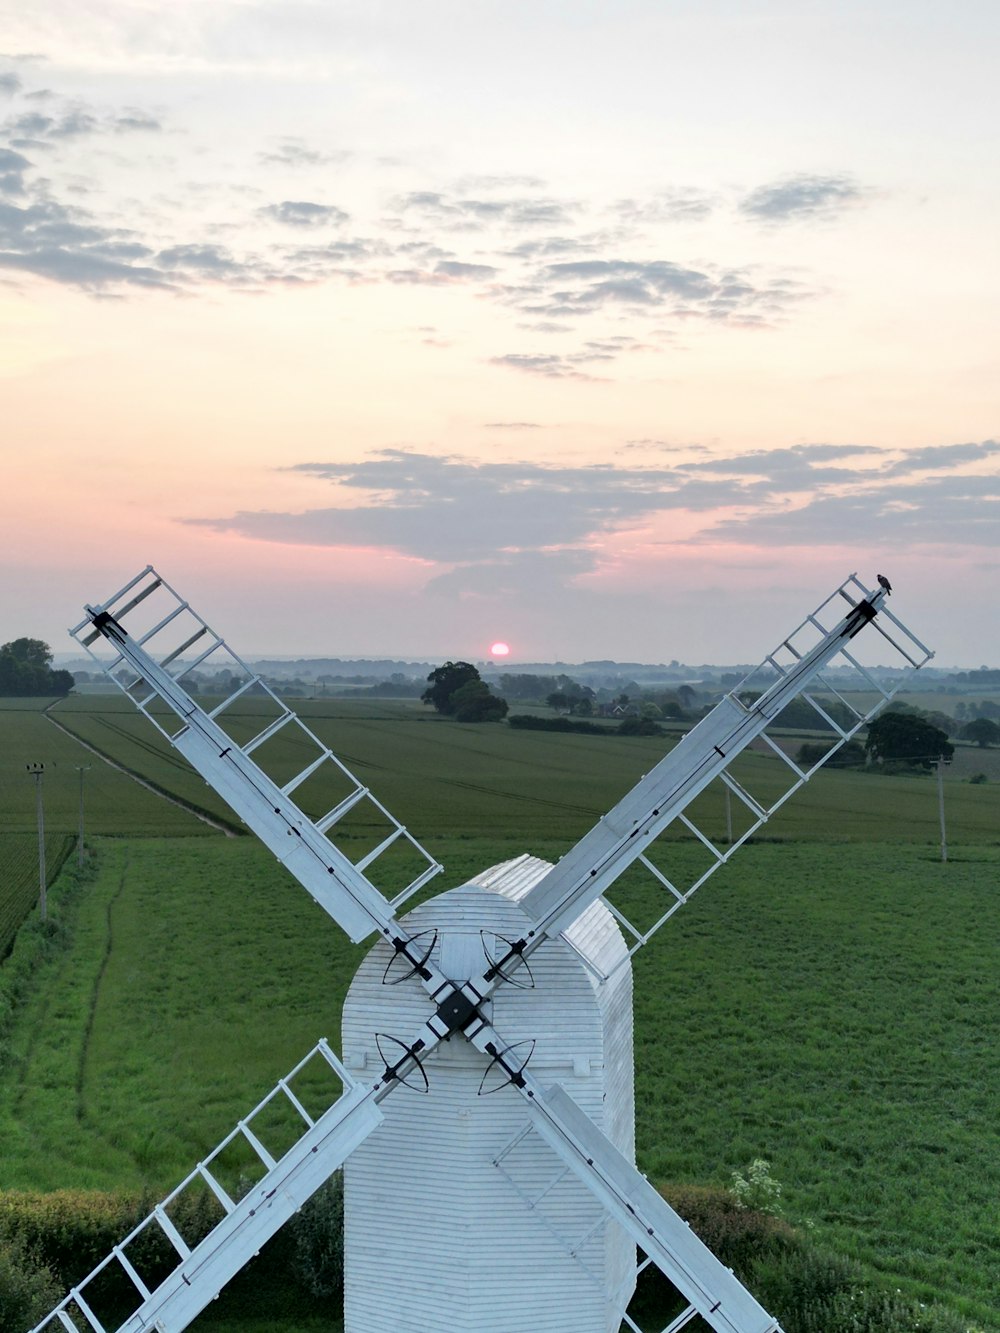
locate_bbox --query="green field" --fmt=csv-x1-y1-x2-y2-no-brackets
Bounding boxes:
0,832,75,957
1,693,998,1330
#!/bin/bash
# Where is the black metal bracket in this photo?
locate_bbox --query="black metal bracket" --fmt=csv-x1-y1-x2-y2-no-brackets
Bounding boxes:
479,1039,536,1095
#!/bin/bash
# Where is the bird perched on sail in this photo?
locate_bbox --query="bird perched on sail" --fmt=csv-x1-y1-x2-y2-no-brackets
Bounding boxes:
877,574,892,594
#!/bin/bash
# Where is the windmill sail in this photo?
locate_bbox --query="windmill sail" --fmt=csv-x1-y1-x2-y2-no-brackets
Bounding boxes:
30,1043,382,1333
509,574,932,971
70,566,442,943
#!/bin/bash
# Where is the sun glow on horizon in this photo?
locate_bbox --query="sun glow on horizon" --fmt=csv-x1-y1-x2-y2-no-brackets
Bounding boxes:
489,641,510,658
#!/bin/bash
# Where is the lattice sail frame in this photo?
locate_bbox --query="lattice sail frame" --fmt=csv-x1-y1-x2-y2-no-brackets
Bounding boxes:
69,565,442,922
558,573,934,978
37,1043,383,1333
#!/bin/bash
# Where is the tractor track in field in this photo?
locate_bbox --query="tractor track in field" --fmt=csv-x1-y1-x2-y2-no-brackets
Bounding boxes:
44,707,238,837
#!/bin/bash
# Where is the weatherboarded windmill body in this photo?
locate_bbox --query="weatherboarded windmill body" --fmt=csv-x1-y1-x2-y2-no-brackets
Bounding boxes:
34,569,931,1333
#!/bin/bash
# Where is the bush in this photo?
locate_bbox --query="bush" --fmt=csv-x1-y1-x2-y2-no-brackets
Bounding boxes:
0,1234,61,1330
730,1157,783,1215
752,1240,972,1333
507,714,606,735
0,1187,228,1323
617,716,664,736
628,1183,797,1326
289,1174,344,1299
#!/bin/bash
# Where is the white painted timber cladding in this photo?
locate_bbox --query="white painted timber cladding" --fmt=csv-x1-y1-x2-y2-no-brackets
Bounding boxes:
343,856,635,1332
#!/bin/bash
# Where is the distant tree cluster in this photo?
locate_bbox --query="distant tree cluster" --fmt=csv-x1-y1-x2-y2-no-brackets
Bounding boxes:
0,639,74,697
864,712,954,771
422,662,508,723
961,717,1000,748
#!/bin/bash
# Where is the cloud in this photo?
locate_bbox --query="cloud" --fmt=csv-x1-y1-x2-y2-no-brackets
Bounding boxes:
386,259,498,285
484,422,542,430
259,199,349,228
2,103,161,143
0,196,171,289
155,243,246,278
0,72,21,97
739,173,866,222
502,256,807,326
257,138,349,168
182,439,1000,608
614,189,716,226
392,190,575,231
0,146,30,195
882,440,1000,474
489,352,602,380
184,448,749,564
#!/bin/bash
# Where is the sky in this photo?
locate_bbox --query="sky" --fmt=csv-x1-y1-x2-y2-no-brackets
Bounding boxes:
1,0,998,667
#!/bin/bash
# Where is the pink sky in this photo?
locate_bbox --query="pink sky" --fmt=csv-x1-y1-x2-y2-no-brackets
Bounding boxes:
2,2,997,665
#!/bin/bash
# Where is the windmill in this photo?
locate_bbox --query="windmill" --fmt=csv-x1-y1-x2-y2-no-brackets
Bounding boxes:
33,569,932,1333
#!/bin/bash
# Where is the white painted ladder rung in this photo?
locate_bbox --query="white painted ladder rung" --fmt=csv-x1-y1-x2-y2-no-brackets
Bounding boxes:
278,1077,316,1128
719,770,768,822
173,634,227,678
675,814,724,862
112,1243,152,1300
811,672,865,722
207,675,259,716
238,1120,278,1170
160,626,210,670
55,1311,80,1332
354,826,403,873
758,731,808,778
153,1205,192,1260
243,711,295,754
103,575,164,627
282,751,331,796
196,1163,237,1214
316,785,368,832
67,1289,105,1333
838,647,894,700
136,600,188,647
663,1303,701,1332
800,691,850,738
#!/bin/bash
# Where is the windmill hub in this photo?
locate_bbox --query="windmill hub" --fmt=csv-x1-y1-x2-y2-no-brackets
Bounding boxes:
433,986,482,1034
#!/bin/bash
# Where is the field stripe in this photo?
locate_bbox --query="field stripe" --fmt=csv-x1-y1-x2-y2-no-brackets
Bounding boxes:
45,710,237,837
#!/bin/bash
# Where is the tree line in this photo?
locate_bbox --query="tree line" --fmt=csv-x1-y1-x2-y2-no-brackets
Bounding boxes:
0,639,74,697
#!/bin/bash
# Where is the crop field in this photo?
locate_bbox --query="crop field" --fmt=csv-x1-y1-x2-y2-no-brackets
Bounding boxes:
48,693,1000,850
1,695,998,1330
0,701,224,837
0,832,74,957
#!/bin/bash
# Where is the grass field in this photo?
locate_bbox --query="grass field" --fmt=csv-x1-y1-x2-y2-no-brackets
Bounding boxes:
1,693,998,1330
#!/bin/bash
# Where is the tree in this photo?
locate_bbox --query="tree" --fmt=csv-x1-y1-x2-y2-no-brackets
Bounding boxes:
451,679,509,723
961,718,1000,748
422,661,481,715
864,712,954,771
0,638,74,697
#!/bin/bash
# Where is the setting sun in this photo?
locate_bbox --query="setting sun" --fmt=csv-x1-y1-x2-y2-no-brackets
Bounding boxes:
489,641,510,657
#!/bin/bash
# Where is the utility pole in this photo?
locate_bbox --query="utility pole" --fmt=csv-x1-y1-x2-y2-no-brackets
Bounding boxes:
27,762,47,921
936,755,949,864
74,764,91,868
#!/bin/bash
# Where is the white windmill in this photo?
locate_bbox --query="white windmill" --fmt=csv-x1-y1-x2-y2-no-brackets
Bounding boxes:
33,569,932,1333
